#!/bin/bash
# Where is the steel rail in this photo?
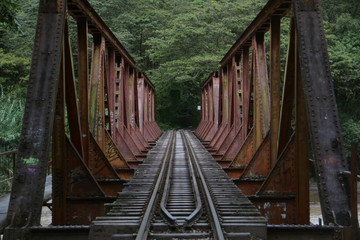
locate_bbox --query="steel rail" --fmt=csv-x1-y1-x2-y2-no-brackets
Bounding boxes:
180,130,225,240
159,134,177,226
181,133,203,227
135,131,176,240
160,132,203,227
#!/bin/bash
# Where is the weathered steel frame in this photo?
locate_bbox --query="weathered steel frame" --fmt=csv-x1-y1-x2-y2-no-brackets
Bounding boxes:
4,0,161,237
196,0,352,226
293,0,351,226
4,1,67,239
137,72,162,143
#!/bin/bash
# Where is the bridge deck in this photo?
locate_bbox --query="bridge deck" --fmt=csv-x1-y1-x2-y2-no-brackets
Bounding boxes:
10,132,342,240
89,130,266,239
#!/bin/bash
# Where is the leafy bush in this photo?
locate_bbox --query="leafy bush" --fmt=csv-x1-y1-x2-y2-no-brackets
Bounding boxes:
0,48,29,97
0,91,23,194
0,93,23,150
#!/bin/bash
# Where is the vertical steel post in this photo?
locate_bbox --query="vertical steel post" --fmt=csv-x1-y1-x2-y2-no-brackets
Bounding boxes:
253,32,270,148
294,0,351,225
64,20,84,157
107,49,116,136
350,144,359,239
4,1,66,239
137,76,145,134
52,46,66,225
77,17,89,165
89,34,105,145
270,16,281,167
295,49,310,224
241,47,250,141
278,18,296,156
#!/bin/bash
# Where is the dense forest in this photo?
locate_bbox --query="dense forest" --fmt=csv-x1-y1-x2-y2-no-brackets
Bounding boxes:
0,0,359,160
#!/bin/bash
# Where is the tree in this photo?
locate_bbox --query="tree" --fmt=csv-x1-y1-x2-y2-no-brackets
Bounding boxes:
0,49,30,97
0,0,20,30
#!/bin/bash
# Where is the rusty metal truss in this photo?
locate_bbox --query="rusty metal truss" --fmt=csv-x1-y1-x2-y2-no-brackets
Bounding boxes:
3,0,161,239
195,0,355,227
2,0,359,239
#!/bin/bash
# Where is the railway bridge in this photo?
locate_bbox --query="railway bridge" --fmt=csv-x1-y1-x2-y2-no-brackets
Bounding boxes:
0,0,359,239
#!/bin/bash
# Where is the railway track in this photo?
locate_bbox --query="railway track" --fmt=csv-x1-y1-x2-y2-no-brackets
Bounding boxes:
89,130,267,239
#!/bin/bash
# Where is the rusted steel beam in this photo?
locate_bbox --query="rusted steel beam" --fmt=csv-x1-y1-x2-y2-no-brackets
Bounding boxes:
207,74,220,140
195,90,205,137
5,0,161,234
89,34,105,145
212,57,242,165
202,84,214,139
122,65,150,154
77,17,90,165
109,57,139,164
199,1,322,224
270,16,281,167
151,92,162,137
106,48,116,137
241,47,251,141
235,133,271,195
221,48,251,163
195,83,209,138
254,135,296,224
201,85,214,140
277,18,296,156
4,1,67,239
349,144,359,239
294,49,310,225
246,17,309,225
51,45,111,225
52,44,67,226
253,33,270,147
53,18,126,225
137,76,145,135
220,0,291,66
137,73,160,142
208,68,229,151
68,0,136,68
226,129,255,177
64,21,84,158
294,0,351,226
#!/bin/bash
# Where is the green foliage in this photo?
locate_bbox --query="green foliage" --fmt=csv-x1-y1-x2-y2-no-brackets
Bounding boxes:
0,49,30,97
0,92,24,151
321,0,360,23
322,10,360,152
0,89,23,194
341,117,360,153
0,0,20,30
0,0,358,143
89,0,266,128
0,0,38,56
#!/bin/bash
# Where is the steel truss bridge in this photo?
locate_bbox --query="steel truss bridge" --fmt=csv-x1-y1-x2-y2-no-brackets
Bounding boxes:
0,0,359,239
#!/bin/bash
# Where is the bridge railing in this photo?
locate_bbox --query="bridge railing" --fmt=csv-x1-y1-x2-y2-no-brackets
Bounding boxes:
3,0,162,237
196,0,352,227
0,150,17,193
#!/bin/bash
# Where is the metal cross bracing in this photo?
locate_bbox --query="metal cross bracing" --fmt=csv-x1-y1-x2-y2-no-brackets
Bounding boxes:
1,0,359,239
195,0,357,230
3,0,161,239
